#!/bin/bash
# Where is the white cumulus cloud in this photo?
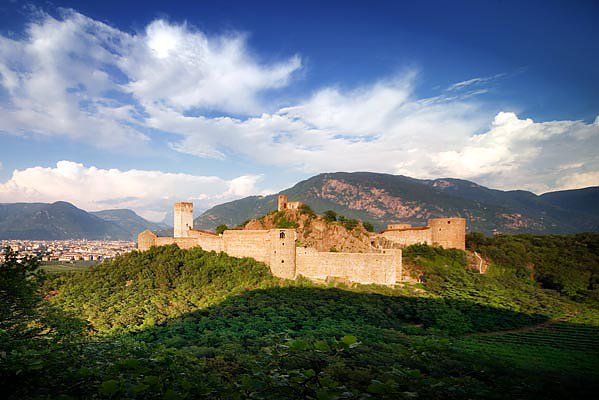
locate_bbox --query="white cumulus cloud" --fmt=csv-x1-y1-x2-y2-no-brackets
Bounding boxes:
0,10,301,148
0,161,262,221
0,8,597,196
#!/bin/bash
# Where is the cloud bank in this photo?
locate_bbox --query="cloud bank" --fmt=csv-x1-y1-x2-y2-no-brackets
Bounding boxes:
0,8,597,218
0,161,262,221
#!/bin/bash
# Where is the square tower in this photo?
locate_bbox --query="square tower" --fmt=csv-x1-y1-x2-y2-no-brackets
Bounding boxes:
268,228,297,279
174,202,194,238
277,194,288,211
428,218,466,250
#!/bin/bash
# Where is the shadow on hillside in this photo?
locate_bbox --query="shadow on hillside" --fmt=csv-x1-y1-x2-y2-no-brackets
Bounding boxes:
135,285,550,339
120,286,598,398
6,285,599,400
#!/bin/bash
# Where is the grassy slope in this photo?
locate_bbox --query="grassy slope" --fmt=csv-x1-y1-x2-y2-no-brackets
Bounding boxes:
3,241,599,399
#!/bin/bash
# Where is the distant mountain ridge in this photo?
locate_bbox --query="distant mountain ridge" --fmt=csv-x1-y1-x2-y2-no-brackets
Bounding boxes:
195,172,599,234
2,174,596,240
0,202,166,240
540,186,599,216
90,209,168,240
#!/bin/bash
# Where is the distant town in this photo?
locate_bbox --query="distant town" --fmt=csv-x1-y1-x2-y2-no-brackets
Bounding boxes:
0,239,136,263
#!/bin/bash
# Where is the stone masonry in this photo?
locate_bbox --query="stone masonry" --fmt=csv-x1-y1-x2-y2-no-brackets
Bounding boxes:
138,197,466,285
138,199,401,285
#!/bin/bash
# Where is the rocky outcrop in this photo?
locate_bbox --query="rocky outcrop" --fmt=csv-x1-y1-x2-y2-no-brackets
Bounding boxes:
244,209,374,253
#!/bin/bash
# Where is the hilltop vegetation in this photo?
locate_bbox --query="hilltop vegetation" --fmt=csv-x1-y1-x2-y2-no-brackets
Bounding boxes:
242,207,375,252
2,234,599,399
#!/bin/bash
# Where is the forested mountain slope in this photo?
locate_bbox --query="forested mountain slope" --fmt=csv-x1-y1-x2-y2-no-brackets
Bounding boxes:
196,172,599,234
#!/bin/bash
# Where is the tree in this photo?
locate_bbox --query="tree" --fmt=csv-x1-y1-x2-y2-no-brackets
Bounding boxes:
299,203,315,216
323,210,337,222
363,221,375,232
216,224,228,235
342,218,359,231
0,247,42,339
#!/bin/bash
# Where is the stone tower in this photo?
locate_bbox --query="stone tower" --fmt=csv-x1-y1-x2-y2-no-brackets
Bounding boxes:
269,228,297,279
429,218,466,250
174,202,194,238
277,194,288,211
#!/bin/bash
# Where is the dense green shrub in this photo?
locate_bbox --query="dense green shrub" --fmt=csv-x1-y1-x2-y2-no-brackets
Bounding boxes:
341,217,359,231
467,233,599,298
215,224,228,235
273,211,299,229
298,203,315,216
47,245,278,332
323,210,337,222
0,247,43,340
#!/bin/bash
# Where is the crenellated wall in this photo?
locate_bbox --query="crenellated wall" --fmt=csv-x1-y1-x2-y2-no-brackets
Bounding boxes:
387,223,412,230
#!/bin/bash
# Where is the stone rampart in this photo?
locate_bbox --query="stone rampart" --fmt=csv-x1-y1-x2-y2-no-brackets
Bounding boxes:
222,230,271,264
379,218,466,250
296,247,401,285
380,227,432,247
139,200,405,286
387,223,412,230
138,227,400,285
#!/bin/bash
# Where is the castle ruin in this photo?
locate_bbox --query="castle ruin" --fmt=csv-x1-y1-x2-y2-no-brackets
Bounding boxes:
138,197,466,285
277,194,303,211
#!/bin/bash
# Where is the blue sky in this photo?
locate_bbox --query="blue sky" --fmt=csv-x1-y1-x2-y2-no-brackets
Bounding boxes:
0,0,597,221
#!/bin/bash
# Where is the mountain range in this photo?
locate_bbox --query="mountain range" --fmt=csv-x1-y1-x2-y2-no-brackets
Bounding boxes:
195,172,599,234
1,172,597,240
0,201,166,240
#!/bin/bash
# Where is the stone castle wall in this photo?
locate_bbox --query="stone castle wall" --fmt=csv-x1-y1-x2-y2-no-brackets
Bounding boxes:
137,228,398,285
387,223,412,230
379,218,466,250
296,247,401,285
137,200,464,286
277,194,303,211
380,227,432,247
222,230,271,264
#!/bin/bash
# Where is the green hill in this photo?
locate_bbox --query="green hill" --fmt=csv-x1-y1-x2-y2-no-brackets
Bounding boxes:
195,172,599,234
2,234,599,399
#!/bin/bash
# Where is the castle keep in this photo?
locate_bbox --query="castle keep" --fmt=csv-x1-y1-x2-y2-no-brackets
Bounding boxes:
138,197,465,285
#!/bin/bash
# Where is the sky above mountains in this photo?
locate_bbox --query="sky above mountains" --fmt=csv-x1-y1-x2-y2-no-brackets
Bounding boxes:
0,0,597,221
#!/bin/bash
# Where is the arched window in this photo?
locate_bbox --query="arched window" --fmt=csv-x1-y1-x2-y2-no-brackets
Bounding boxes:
280,231,285,239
